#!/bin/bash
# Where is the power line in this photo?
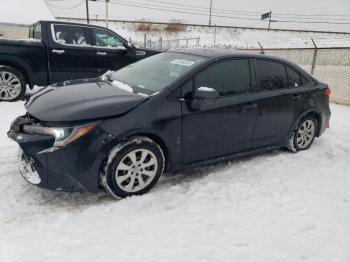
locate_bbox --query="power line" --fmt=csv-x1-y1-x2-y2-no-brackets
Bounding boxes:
119,0,350,19
99,0,350,25
99,0,262,21
276,19,350,25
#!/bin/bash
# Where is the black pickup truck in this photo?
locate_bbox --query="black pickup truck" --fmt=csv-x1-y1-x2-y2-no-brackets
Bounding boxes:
0,20,160,101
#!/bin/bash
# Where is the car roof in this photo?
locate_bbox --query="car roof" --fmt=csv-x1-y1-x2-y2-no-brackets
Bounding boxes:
170,48,286,62
38,20,114,31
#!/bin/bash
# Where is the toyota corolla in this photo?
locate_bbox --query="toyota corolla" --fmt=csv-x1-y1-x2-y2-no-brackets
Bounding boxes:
8,49,331,199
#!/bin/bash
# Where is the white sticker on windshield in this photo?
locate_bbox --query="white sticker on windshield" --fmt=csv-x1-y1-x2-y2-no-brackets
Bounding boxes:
170,59,195,67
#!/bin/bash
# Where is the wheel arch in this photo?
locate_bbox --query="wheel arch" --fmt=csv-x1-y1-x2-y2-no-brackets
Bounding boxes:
0,56,35,88
127,132,170,172
293,109,322,136
285,109,322,146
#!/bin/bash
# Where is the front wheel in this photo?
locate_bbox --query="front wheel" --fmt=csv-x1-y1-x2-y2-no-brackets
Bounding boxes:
288,117,317,152
101,137,165,199
0,66,26,102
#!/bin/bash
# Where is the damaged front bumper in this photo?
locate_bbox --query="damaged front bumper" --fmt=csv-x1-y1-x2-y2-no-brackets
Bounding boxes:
8,115,114,193
18,149,41,185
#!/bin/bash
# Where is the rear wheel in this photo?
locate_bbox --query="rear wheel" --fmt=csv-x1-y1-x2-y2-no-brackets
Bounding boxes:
0,66,26,102
288,117,317,152
100,137,165,199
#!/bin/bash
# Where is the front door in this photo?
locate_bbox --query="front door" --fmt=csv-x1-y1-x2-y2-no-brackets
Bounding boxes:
48,24,99,83
181,58,257,164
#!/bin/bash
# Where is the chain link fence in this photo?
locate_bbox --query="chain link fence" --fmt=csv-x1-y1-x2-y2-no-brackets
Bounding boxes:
240,47,350,105
131,35,200,50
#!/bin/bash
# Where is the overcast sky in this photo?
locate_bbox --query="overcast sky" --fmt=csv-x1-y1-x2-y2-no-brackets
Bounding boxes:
1,0,350,32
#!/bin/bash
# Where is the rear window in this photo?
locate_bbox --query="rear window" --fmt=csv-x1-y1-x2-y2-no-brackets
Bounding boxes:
256,60,287,90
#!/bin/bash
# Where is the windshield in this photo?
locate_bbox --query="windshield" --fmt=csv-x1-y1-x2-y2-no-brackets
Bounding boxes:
109,52,207,94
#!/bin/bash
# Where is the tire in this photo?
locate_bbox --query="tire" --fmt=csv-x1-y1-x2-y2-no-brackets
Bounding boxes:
0,66,27,102
288,116,317,152
100,137,165,199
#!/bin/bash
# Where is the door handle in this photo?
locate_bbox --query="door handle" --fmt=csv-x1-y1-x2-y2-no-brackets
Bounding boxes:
97,52,107,56
52,49,65,54
242,103,258,111
292,94,302,101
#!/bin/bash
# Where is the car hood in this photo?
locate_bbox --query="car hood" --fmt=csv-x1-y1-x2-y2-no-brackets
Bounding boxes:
26,79,148,122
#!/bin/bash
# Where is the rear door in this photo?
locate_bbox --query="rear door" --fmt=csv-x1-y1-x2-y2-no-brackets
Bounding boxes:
251,59,306,148
48,24,99,83
181,59,257,164
89,27,135,75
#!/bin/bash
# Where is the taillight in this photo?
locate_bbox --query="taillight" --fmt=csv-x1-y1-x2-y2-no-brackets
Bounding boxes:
324,88,331,96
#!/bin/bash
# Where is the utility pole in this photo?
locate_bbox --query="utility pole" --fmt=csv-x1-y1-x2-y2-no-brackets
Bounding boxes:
85,0,90,24
268,11,272,30
209,0,213,27
105,0,109,28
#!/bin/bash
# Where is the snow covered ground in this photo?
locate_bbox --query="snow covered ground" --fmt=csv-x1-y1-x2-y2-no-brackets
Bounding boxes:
0,101,350,262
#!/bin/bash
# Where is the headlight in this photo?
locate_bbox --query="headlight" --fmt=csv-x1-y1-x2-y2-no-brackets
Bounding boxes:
23,122,97,148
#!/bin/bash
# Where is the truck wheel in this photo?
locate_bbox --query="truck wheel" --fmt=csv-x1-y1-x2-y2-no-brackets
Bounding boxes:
100,137,165,199
0,66,26,102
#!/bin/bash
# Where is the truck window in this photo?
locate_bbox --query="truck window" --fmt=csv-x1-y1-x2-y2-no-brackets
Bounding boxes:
33,23,41,40
52,25,88,46
91,28,125,49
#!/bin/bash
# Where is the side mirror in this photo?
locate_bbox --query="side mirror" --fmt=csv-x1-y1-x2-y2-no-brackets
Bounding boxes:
194,87,220,100
191,87,220,110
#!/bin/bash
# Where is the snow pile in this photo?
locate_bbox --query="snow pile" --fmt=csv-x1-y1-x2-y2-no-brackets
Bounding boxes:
111,79,133,93
0,101,350,262
198,86,216,92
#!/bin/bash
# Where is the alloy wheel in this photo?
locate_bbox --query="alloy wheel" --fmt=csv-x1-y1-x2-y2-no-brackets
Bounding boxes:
115,148,158,193
296,119,316,149
0,71,22,100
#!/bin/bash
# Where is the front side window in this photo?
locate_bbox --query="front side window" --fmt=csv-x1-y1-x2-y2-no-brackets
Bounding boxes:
92,28,125,48
53,25,88,46
195,59,251,96
110,52,207,94
256,60,287,90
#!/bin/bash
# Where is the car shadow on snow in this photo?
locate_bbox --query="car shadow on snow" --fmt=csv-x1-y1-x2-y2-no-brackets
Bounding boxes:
20,148,290,208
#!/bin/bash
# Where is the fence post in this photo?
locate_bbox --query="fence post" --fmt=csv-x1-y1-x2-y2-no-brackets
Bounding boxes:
311,38,318,76
186,39,189,47
159,37,163,50
144,34,147,48
257,42,264,54
213,25,217,47
197,36,200,46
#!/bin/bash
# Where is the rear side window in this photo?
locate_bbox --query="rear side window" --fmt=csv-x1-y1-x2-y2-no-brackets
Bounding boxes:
286,65,311,88
195,59,251,96
52,25,88,46
33,23,41,40
256,60,287,90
